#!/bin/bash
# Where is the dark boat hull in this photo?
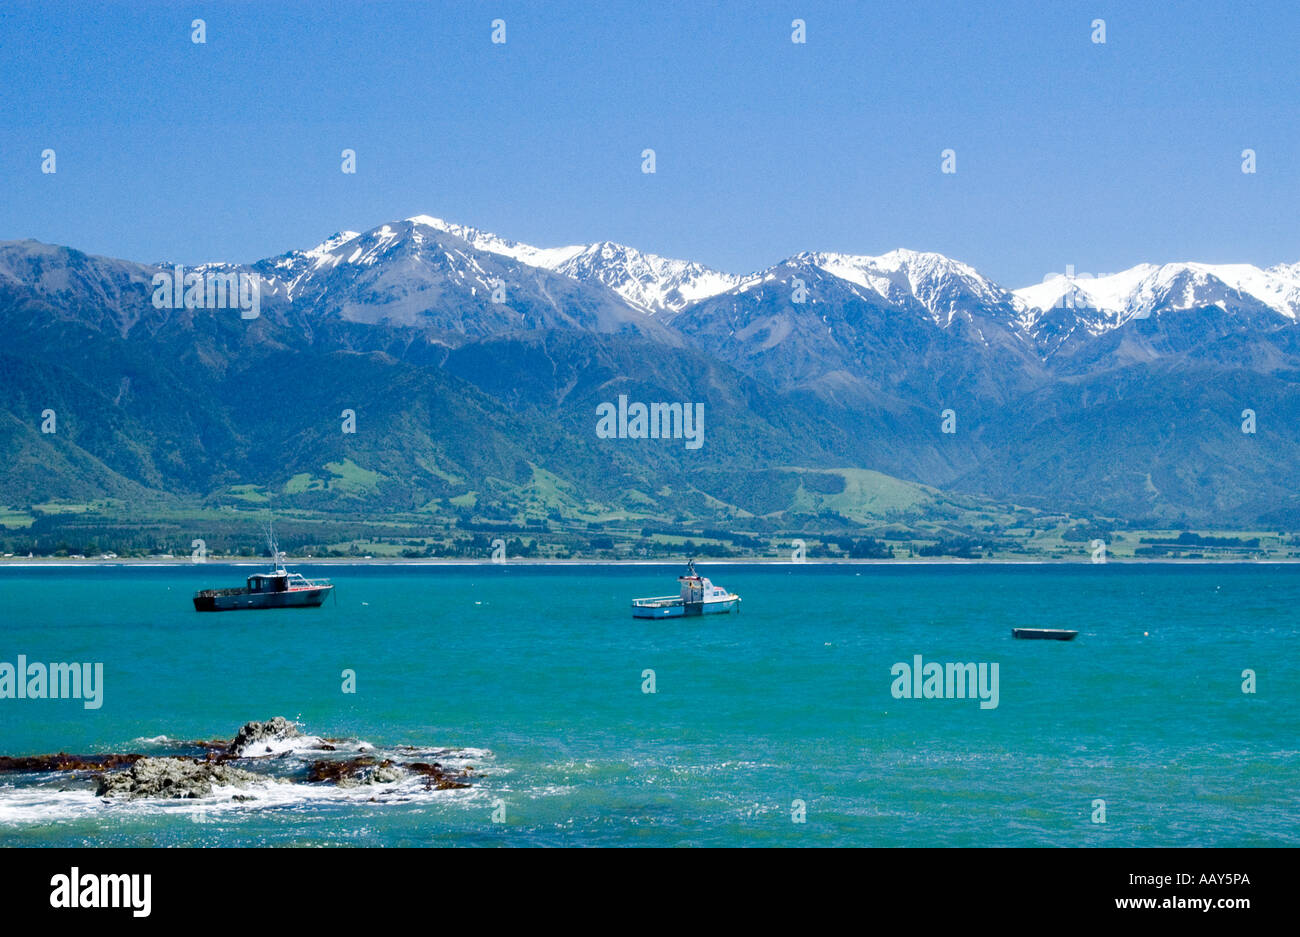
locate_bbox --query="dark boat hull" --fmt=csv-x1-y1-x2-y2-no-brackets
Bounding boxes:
1012,628,1078,641
193,587,331,611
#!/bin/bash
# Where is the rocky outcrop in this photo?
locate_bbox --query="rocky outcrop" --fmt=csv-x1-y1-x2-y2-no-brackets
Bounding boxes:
4,718,478,798
95,757,264,799
406,762,473,790
306,757,402,786
225,717,302,757
0,753,142,773
306,757,473,789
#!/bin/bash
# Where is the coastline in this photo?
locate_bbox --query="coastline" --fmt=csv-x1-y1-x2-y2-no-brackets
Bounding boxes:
1,556,1296,567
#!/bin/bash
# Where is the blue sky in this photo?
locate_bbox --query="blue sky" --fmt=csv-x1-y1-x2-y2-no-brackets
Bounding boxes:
2,0,1297,286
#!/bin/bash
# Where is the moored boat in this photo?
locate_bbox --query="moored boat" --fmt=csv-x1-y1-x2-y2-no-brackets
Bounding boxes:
193,529,333,611
1012,627,1078,641
632,560,740,619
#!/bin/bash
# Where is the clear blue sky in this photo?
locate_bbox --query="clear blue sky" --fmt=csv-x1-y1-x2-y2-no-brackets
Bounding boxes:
2,0,1297,286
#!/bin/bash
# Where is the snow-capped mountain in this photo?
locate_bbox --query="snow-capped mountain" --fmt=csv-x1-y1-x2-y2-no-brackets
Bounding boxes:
404,215,588,271
402,216,739,314
550,241,741,315
399,218,1009,322
248,216,591,305
793,249,1021,328
7,220,1300,528
248,214,1300,345
671,252,1046,412
1014,262,1300,334
92,206,1300,361
241,218,667,338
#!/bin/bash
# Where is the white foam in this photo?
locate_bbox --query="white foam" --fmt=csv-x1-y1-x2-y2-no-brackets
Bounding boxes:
230,734,328,758
0,744,493,824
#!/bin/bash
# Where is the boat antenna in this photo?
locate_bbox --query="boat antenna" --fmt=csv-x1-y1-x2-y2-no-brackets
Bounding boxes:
264,488,284,573
265,517,284,573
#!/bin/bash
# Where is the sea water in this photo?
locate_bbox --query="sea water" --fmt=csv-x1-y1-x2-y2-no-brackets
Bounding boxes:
0,563,1296,847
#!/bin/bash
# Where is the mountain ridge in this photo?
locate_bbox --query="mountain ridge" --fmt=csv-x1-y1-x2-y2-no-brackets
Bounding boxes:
10,215,1298,340
4,215,1300,531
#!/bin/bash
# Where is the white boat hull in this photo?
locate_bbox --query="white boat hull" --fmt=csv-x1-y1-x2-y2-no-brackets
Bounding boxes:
631,596,740,619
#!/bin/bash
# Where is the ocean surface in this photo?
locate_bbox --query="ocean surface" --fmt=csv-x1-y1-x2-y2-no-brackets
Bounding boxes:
1,563,1296,847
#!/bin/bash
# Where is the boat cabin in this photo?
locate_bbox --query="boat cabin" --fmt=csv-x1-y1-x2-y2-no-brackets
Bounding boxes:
247,572,290,593
678,574,730,604
631,561,741,619
246,571,317,593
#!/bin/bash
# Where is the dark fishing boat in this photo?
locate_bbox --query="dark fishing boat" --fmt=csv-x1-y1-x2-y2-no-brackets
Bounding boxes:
193,528,332,611
1012,628,1078,641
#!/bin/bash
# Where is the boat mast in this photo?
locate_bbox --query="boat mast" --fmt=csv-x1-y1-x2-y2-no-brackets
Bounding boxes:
265,518,284,574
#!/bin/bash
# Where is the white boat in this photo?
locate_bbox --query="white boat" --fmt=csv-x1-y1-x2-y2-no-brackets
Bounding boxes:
631,561,741,619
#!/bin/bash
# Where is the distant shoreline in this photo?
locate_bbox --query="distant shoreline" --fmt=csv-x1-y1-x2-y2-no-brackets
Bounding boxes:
1,556,1296,567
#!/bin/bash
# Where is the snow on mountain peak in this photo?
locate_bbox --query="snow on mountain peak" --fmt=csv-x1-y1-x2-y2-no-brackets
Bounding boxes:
798,248,1012,325
398,217,740,313
1014,261,1300,332
550,240,741,313
404,215,586,269
270,214,1300,335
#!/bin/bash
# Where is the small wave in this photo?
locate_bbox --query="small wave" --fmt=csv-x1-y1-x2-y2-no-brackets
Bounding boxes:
234,734,329,758
0,772,489,825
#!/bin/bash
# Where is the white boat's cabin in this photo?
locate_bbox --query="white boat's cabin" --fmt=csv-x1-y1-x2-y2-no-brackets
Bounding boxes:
678,575,729,603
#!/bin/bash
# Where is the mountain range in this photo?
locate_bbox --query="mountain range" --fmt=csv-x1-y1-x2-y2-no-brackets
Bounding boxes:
3,213,1299,540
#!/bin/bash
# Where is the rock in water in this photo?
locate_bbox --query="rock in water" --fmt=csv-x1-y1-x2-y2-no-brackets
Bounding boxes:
304,757,473,788
95,757,263,799
225,717,302,757
0,753,143,773
305,757,404,786
406,762,473,790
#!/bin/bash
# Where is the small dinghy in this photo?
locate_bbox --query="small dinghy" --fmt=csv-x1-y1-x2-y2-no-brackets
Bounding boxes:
631,560,740,619
1012,628,1078,641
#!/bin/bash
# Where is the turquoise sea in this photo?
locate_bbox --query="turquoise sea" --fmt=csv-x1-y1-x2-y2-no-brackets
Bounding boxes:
1,563,1297,847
